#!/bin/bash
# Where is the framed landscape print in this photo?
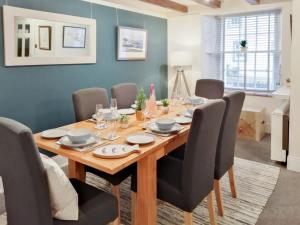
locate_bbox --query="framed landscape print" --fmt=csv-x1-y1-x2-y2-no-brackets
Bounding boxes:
117,26,147,60
63,26,86,48
39,26,51,50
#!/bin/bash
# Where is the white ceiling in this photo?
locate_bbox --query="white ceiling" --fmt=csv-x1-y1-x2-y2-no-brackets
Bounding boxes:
85,0,292,18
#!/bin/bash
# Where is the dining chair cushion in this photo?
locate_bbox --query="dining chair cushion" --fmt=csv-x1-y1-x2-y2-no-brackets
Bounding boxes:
40,154,79,221
214,91,245,180
72,88,109,122
131,157,183,209
168,144,185,160
111,83,138,109
54,179,118,225
195,79,224,99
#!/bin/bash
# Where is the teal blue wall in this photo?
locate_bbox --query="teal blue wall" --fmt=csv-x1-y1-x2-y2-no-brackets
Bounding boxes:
0,0,168,132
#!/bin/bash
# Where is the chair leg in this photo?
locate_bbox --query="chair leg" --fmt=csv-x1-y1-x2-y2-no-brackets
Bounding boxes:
131,192,137,225
214,179,224,216
111,185,121,225
207,191,216,225
184,211,193,225
228,166,237,198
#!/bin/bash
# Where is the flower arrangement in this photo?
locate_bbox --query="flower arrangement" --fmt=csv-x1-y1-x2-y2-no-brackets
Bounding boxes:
135,88,146,121
161,99,170,114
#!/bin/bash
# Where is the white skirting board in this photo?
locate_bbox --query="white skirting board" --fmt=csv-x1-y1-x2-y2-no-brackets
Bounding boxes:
287,155,300,172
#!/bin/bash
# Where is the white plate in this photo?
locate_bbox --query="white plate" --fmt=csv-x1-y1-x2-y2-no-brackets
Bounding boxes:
58,136,98,148
148,123,184,134
181,110,193,118
118,108,135,115
174,117,192,124
41,129,67,139
185,97,208,105
127,134,155,145
93,144,140,159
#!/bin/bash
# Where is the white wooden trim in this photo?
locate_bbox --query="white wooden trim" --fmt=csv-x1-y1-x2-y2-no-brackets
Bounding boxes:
287,155,300,172
3,6,97,66
83,0,167,18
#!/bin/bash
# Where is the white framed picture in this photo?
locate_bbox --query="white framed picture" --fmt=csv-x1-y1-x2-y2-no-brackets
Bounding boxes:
63,26,86,48
39,26,51,50
117,26,147,61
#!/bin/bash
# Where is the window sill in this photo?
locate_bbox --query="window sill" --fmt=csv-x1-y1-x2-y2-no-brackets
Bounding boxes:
225,89,273,98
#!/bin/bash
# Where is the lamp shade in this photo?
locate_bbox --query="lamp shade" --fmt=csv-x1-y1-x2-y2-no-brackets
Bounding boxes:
169,51,192,67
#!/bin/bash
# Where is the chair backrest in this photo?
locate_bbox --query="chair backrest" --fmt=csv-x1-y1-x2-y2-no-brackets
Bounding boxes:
0,118,53,225
195,79,224,99
182,100,226,212
214,91,245,180
72,88,109,121
111,83,138,109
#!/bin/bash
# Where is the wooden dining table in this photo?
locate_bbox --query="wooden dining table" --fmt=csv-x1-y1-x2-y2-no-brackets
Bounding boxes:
34,105,191,225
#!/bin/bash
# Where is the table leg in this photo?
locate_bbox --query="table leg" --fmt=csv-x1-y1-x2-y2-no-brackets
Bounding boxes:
136,153,157,225
68,159,86,182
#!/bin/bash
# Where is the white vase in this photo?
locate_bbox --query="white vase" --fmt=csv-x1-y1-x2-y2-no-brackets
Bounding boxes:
162,106,169,114
120,122,129,129
241,47,248,53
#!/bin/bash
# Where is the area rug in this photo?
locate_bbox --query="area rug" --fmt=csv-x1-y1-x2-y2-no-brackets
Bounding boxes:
86,157,280,225
0,157,280,225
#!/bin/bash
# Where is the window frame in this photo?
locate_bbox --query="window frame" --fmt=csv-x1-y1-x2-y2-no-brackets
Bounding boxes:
217,10,282,93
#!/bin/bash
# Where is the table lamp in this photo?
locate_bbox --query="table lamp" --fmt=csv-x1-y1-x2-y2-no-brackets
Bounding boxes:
169,51,192,98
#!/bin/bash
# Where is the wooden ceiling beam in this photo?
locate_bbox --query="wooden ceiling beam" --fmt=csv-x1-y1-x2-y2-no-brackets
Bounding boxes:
139,0,188,13
191,0,221,8
245,0,260,4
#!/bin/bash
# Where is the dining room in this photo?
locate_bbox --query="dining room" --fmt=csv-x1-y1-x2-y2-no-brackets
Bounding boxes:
0,0,300,225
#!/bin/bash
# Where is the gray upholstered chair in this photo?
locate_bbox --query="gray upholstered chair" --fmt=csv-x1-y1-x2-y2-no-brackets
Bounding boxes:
111,83,138,109
195,79,224,99
72,88,109,121
131,100,226,225
72,89,135,224
0,117,118,225
214,91,245,216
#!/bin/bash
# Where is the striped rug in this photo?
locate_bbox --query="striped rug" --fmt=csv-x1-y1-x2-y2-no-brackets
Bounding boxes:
0,157,279,225
86,157,280,225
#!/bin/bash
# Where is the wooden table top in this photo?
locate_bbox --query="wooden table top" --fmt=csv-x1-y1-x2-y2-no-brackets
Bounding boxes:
34,106,191,175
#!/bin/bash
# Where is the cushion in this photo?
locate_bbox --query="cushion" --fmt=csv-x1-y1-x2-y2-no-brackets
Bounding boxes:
40,154,79,220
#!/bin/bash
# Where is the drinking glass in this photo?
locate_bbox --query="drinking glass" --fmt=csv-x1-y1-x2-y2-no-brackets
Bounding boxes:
110,98,118,111
108,118,118,140
95,104,106,129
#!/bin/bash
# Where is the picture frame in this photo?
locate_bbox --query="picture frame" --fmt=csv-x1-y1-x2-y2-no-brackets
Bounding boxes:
63,26,86,48
117,26,147,61
39,26,51,50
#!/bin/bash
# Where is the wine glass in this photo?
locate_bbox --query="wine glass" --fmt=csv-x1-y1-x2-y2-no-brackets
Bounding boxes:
95,104,106,129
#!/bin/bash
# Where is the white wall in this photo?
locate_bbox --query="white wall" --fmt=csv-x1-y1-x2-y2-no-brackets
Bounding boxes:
287,0,300,172
168,0,292,133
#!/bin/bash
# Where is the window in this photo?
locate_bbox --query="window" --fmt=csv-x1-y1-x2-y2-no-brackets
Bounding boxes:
213,10,281,92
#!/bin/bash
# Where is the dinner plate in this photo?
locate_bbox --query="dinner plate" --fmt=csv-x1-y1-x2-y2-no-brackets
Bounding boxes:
174,117,192,124
127,134,155,145
181,110,194,118
58,136,98,148
93,144,140,159
184,97,208,105
148,123,184,134
118,108,135,115
41,129,68,139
